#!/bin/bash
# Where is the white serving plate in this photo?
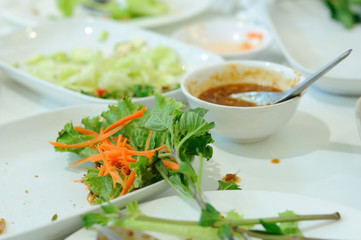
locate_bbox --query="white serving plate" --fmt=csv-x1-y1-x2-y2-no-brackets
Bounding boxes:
0,104,168,240
0,0,212,28
267,0,361,95
67,190,361,239
0,18,224,108
172,18,273,59
356,97,361,139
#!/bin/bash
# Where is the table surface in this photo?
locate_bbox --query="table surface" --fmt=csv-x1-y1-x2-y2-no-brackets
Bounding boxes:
1,0,361,238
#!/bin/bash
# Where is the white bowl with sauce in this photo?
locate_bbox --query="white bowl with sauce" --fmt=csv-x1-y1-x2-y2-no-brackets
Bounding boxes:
181,61,304,143
172,19,273,59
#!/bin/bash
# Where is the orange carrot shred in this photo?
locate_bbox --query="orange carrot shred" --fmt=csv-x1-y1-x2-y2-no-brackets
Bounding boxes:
73,126,99,137
120,170,136,196
49,124,125,149
162,160,179,171
103,107,145,134
145,130,153,151
69,154,102,168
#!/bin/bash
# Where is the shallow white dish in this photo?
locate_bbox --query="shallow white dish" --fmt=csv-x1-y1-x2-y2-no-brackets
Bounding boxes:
172,18,273,59
0,0,212,28
356,97,361,139
67,190,361,239
267,0,361,95
0,18,223,108
0,104,168,240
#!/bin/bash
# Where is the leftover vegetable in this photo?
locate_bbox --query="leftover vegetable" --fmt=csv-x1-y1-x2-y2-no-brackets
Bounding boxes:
25,39,184,99
50,94,214,204
56,0,167,20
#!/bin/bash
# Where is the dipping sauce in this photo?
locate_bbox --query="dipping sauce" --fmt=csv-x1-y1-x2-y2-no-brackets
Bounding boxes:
198,83,282,107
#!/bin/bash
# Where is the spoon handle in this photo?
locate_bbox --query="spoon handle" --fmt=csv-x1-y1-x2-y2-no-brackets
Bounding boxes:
287,49,352,98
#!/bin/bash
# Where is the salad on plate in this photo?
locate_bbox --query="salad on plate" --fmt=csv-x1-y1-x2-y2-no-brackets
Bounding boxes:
25,38,185,100
56,0,168,20
50,94,214,204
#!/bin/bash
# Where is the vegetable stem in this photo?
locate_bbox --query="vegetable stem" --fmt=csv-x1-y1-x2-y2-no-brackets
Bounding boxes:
216,212,340,227
237,227,329,240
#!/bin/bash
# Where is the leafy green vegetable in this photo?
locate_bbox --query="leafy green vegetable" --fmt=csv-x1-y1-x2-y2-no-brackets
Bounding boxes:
83,168,122,204
56,0,167,20
25,39,184,99
324,0,361,28
217,180,241,190
71,95,341,239
53,94,214,203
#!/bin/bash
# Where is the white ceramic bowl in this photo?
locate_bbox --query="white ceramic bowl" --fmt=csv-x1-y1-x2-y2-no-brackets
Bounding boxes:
356,97,361,139
172,19,273,59
181,61,304,143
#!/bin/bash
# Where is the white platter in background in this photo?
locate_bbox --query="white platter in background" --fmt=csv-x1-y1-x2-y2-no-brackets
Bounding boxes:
67,190,361,240
0,18,223,108
267,0,361,95
0,0,212,28
0,104,168,240
172,18,273,59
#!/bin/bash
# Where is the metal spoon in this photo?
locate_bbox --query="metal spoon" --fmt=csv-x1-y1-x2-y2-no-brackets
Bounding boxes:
230,49,352,106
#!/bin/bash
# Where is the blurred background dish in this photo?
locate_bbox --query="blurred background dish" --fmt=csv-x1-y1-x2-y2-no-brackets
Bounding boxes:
0,18,224,108
181,60,304,143
356,97,361,140
172,18,273,59
267,0,361,95
0,0,212,28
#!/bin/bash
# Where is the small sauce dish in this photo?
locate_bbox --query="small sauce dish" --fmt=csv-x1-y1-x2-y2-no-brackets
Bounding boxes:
181,61,304,143
172,19,273,59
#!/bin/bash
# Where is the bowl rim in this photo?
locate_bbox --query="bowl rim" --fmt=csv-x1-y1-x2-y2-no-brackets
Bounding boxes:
171,18,273,58
180,60,304,109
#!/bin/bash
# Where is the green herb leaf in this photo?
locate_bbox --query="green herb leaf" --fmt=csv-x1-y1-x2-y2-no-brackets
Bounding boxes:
279,210,303,236
83,169,122,204
218,180,241,190
145,94,184,131
102,203,120,214
217,224,233,240
199,203,221,227
54,122,98,157
82,213,110,228
259,219,283,235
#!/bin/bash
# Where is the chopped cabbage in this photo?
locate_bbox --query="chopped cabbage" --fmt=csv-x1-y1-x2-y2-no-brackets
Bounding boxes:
25,39,185,99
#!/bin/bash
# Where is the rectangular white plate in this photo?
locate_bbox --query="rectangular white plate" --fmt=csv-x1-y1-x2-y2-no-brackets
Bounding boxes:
267,0,361,95
0,18,223,108
0,104,168,240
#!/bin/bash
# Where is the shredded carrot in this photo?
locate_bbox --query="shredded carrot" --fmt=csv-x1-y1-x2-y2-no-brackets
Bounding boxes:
103,107,145,134
120,170,136,196
69,154,102,167
52,107,176,201
49,124,125,149
73,126,99,137
145,130,153,151
162,160,179,171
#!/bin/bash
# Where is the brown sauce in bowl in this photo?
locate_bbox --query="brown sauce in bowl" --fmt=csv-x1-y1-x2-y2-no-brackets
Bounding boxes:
198,83,282,107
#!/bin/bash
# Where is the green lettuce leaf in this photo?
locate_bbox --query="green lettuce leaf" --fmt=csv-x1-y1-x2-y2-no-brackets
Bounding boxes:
83,168,122,204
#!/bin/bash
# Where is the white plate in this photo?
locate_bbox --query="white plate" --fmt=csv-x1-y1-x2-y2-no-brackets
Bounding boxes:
267,0,361,95
172,18,273,59
0,104,168,240
356,97,361,139
67,190,361,240
0,0,212,28
0,18,223,108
